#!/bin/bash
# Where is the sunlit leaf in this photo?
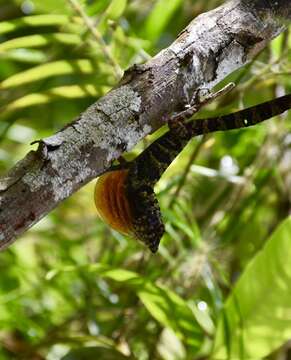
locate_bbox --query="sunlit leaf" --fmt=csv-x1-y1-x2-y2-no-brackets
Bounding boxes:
46,264,204,351
99,268,203,351
6,124,36,143
270,32,285,60
2,84,107,114
99,268,140,282
105,0,127,20
212,216,291,359
0,34,81,52
87,0,112,16
0,60,99,89
143,0,183,41
28,0,71,14
0,49,47,64
158,328,186,360
0,15,69,35
137,282,203,348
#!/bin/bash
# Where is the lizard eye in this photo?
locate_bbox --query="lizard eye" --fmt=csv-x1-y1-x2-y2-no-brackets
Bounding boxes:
94,170,134,236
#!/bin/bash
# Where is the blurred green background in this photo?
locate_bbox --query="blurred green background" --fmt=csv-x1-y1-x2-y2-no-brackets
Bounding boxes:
0,0,291,359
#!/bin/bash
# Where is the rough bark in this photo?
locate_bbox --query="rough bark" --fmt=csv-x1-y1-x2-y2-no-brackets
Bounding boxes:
0,0,290,249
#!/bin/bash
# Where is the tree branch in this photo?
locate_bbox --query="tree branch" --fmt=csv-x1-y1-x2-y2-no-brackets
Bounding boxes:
0,0,290,250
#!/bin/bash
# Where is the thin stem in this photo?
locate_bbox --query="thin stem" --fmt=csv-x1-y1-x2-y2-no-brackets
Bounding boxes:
169,135,207,208
68,0,123,80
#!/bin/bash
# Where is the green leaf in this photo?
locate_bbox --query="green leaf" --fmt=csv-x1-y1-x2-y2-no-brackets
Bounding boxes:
46,264,203,352
0,15,69,35
212,216,291,359
100,269,203,351
143,0,183,41
87,0,112,16
0,60,98,89
137,282,203,348
0,34,81,52
6,124,36,143
102,269,202,351
99,268,141,282
0,49,47,64
2,84,106,114
105,0,127,20
27,0,71,14
270,33,284,59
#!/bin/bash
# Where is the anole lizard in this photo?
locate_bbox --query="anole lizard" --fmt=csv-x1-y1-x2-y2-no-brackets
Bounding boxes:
95,89,291,253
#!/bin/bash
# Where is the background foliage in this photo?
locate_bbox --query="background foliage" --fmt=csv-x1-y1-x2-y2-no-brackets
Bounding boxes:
0,0,291,359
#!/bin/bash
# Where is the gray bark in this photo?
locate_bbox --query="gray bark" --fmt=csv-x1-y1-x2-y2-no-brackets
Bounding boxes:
0,0,290,249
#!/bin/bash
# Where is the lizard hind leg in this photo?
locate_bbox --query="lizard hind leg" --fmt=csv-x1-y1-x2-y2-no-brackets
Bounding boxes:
127,184,165,253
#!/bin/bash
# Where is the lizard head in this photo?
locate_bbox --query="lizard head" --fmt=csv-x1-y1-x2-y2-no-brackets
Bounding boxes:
125,183,165,253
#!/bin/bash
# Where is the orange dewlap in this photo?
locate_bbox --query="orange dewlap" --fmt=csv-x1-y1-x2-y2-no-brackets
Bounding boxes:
94,169,133,236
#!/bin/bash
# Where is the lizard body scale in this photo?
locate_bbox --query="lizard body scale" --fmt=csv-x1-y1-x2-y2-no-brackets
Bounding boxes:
94,94,291,253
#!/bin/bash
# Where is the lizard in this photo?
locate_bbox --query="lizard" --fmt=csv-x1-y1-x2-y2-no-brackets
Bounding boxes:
94,90,291,253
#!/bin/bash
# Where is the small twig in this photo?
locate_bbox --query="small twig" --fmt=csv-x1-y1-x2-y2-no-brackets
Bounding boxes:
68,0,123,79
